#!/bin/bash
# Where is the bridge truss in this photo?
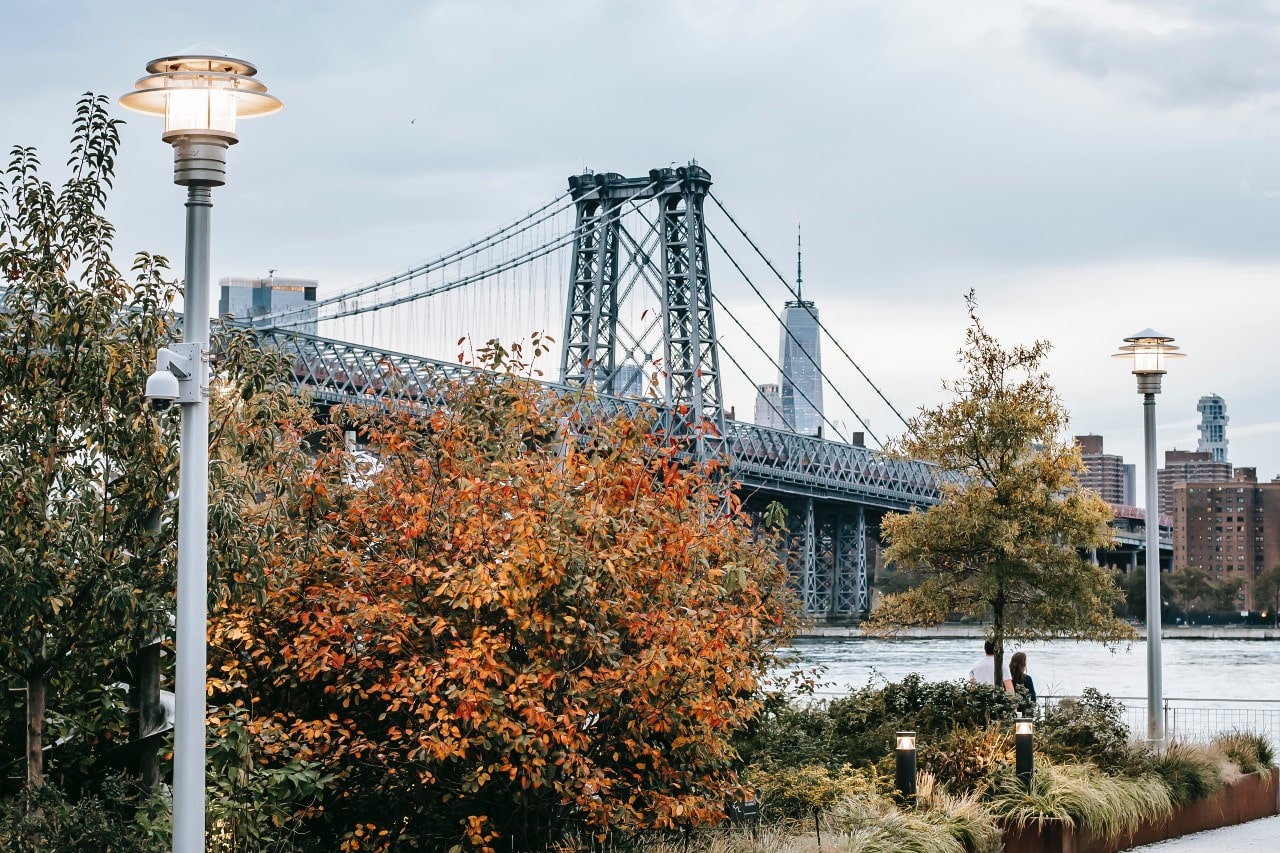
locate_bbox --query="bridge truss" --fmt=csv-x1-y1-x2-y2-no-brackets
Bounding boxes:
250,324,942,619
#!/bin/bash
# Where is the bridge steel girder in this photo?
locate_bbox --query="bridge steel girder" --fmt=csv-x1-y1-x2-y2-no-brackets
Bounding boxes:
796,500,827,616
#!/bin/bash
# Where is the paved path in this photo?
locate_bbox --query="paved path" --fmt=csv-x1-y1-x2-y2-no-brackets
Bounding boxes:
1129,815,1280,850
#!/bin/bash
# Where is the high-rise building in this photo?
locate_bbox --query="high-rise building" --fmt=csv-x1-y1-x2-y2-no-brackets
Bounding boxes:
779,297,823,436
1075,435,1128,506
1196,394,1229,463
757,227,825,436
612,364,646,398
1159,450,1233,517
1172,468,1280,610
219,274,318,335
754,383,786,430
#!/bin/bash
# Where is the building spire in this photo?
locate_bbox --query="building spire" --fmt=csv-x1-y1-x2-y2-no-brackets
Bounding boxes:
796,222,803,301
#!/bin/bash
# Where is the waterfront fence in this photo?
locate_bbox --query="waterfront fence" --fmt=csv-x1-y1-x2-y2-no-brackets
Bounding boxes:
1043,695,1280,747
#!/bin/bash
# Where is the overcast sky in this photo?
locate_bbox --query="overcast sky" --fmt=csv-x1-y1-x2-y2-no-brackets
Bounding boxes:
6,0,1280,483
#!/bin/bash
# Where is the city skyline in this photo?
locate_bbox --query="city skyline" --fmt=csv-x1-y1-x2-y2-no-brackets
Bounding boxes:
6,2,1280,478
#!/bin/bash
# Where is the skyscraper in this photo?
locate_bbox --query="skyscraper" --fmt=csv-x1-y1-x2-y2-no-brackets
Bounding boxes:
755,227,825,436
779,297,823,436
1196,394,1229,463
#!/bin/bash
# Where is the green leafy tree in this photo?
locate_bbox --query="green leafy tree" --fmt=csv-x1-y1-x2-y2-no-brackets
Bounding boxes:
0,95,307,817
1169,567,1244,616
1205,576,1244,613
1168,567,1215,615
1255,564,1280,627
864,294,1134,685
1115,567,1145,621
0,95,180,788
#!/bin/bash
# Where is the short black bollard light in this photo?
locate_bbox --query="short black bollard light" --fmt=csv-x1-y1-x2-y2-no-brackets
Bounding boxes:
895,731,917,800
1015,716,1034,791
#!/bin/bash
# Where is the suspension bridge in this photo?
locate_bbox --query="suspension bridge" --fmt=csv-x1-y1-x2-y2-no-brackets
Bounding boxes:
243,163,936,618
234,164,982,618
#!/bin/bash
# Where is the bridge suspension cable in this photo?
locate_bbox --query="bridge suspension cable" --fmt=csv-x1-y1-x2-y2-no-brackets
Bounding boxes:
255,191,574,328
707,190,913,433
262,180,681,334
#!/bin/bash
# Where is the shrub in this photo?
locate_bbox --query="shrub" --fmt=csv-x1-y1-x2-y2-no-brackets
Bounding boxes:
1142,742,1223,807
987,759,1173,839
0,776,167,852
1040,689,1136,769
747,763,876,822
206,705,333,852
733,697,837,770
921,725,1013,795
824,674,1017,768
1212,731,1276,774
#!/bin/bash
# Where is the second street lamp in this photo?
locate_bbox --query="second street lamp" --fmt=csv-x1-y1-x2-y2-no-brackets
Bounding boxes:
1113,329,1184,746
121,45,281,853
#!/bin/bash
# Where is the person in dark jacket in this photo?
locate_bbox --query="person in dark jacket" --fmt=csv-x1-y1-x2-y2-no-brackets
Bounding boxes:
1009,651,1036,712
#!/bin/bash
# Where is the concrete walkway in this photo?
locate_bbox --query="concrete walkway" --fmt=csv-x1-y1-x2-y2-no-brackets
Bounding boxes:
1129,814,1280,850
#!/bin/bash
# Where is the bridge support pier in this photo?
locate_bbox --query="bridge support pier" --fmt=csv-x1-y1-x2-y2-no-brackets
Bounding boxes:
791,501,871,620
834,506,868,616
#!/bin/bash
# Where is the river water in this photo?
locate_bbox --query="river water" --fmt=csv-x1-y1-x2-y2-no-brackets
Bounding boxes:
783,637,1280,703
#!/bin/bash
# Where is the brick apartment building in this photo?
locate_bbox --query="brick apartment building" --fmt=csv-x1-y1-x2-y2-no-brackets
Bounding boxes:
1158,449,1232,517
1076,435,1133,507
1172,468,1280,611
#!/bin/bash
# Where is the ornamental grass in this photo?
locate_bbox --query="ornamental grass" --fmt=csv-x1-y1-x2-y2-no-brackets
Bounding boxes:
986,758,1173,839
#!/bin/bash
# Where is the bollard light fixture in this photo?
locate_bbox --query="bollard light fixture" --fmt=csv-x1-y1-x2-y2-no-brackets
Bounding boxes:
1014,717,1034,791
895,731,917,800
122,46,280,853
1113,329,1184,746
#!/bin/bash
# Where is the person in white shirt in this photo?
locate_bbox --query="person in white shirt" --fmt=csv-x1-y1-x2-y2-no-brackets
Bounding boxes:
968,639,1014,693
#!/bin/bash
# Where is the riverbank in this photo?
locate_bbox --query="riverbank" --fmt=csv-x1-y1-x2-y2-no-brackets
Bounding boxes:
800,623,1280,640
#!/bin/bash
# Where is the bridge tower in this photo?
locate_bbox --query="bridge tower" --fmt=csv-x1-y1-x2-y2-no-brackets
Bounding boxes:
560,165,724,440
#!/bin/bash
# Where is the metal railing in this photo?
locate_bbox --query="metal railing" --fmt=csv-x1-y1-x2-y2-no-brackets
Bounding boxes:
1044,695,1280,746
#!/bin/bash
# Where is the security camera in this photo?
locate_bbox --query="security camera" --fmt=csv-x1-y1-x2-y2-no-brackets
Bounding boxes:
143,345,202,410
144,369,181,410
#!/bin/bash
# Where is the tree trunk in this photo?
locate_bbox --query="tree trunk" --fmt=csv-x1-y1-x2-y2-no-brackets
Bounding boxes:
135,642,163,789
25,668,44,788
992,587,1005,691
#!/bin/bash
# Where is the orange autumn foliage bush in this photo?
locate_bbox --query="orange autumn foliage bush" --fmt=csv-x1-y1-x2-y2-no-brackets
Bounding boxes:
209,342,798,851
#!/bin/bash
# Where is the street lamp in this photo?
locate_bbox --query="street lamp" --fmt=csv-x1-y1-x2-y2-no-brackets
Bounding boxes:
121,46,280,852
1113,329,1184,745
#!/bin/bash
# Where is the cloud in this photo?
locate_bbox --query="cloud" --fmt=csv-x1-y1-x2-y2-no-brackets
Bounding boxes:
1025,0,1280,108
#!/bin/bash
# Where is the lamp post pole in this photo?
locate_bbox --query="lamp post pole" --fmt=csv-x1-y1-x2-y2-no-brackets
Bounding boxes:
1142,382,1161,744
1114,329,1184,747
122,48,280,852
173,177,213,852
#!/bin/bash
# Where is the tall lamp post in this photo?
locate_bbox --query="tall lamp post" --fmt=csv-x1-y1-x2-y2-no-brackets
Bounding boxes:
121,47,280,852
1113,329,1184,745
